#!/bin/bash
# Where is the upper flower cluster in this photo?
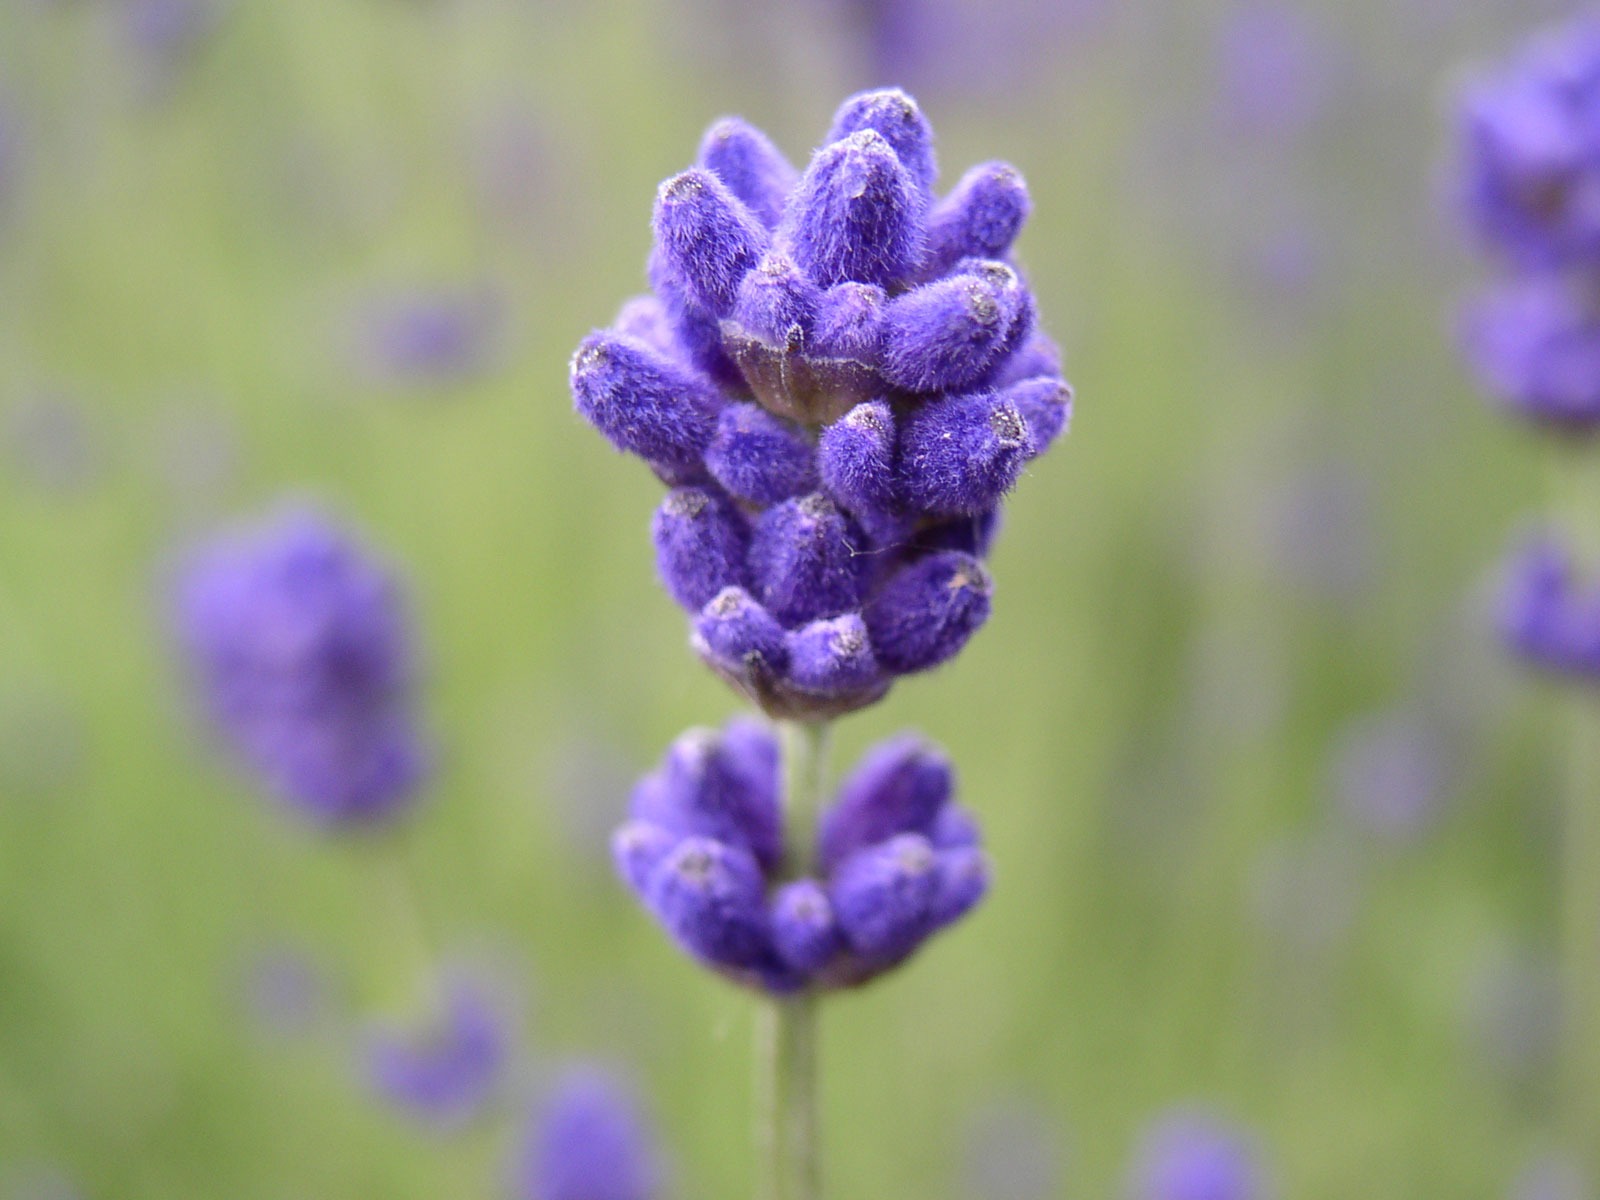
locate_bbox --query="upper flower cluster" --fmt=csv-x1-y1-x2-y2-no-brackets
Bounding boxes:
174,506,428,826
1457,17,1600,429
612,718,989,994
571,89,1071,718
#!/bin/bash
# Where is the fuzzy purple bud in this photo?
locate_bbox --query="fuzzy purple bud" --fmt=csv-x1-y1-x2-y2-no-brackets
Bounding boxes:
819,733,953,870
994,330,1064,387
612,820,680,897
899,390,1034,515
698,116,798,230
811,282,888,361
1003,376,1073,457
729,251,822,350
364,979,509,1127
515,1067,661,1200
651,487,749,612
769,879,844,974
646,836,772,969
748,493,872,627
653,169,769,318
612,295,676,355
704,404,818,505
865,551,993,674
693,587,791,679
931,846,991,928
830,832,942,963
924,162,1030,277
880,265,1024,394
824,88,939,196
784,614,883,698
784,129,928,290
570,331,722,472
818,400,900,521
641,722,782,870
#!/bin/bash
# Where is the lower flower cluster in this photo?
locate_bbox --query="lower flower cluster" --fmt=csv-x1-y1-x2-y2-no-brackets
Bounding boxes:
1498,535,1600,676
611,718,989,993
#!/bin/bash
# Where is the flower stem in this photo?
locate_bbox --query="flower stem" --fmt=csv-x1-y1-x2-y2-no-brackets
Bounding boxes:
758,719,830,1200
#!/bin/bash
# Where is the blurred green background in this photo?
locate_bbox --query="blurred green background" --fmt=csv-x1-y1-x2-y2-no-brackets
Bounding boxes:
0,0,1592,1195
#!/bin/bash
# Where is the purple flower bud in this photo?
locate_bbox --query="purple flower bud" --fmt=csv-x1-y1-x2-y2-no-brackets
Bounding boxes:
811,282,888,361
748,493,872,627
173,505,428,826
865,551,993,674
704,404,818,505
830,832,942,962
729,251,822,349
1461,274,1600,431
783,129,928,290
692,586,791,679
698,116,798,230
651,487,749,612
819,733,953,871
646,836,773,969
924,162,1030,277
613,295,676,354
769,879,843,974
914,509,1003,559
899,390,1034,515
824,88,939,196
647,249,745,391
784,613,883,697
931,846,991,927
1003,376,1073,457
994,329,1064,387
638,721,781,870
932,801,981,849
1127,1109,1267,1200
612,820,680,897
363,977,509,1128
652,169,769,318
880,265,1024,394
570,331,722,472
818,400,900,522
1496,533,1600,677
514,1066,661,1200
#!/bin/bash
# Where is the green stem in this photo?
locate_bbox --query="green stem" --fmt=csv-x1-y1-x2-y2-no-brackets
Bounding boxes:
758,720,830,1200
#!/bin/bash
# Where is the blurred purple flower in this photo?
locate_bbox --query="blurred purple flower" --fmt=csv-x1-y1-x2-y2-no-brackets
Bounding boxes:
1461,273,1600,431
354,286,504,388
1215,4,1337,141
1127,1109,1269,1200
121,0,222,96
1497,533,1600,679
961,1096,1066,1200
364,976,511,1127
513,1066,662,1200
1328,709,1452,843
173,504,429,826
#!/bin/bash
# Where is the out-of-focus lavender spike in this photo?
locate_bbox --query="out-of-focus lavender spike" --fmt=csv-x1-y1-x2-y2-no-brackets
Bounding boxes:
769,878,843,974
1126,1108,1269,1200
646,836,773,969
363,976,510,1128
513,1066,662,1200
353,286,503,387
1327,710,1453,843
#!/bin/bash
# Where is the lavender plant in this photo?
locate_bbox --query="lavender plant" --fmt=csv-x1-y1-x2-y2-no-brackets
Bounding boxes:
1453,13,1600,1174
570,88,1070,1196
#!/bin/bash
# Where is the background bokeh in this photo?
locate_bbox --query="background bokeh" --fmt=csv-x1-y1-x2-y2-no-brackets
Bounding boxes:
0,0,1592,1195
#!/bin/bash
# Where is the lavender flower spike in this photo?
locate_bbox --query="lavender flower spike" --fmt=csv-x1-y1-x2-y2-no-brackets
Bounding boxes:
568,89,1072,717
173,504,428,827
363,976,509,1128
